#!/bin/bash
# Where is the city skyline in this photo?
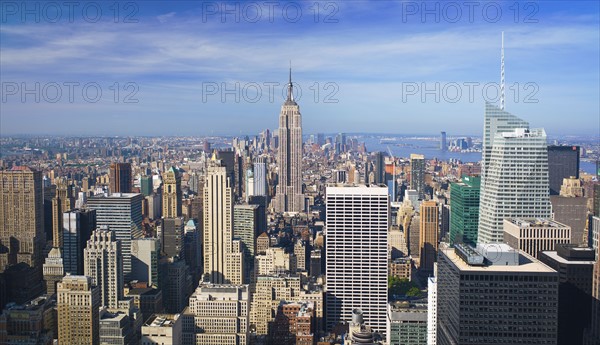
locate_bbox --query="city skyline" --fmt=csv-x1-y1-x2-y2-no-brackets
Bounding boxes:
1,2,599,136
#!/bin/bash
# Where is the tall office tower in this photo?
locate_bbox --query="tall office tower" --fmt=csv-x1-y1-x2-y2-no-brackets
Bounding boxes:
437,243,558,345
245,169,254,202
62,208,96,275
551,184,589,245
131,238,159,287
160,217,185,259
109,162,132,194
0,167,45,272
185,283,250,345
84,228,123,309
57,275,100,345
214,149,236,196
162,167,182,218
275,70,305,213
548,145,580,195
159,259,189,314
88,193,143,280
440,131,447,151
419,200,439,272
386,300,428,345
234,204,259,282
51,196,63,247
539,244,595,345
503,218,571,259
253,157,267,196
203,163,239,284
584,259,600,345
426,276,437,345
325,185,388,332
140,175,153,196
248,195,268,233
0,167,45,304
374,151,386,184
42,247,64,295
410,154,425,200
477,128,552,244
449,176,480,246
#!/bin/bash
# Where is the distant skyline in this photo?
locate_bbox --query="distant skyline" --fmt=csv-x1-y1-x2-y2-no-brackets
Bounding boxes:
1,1,599,136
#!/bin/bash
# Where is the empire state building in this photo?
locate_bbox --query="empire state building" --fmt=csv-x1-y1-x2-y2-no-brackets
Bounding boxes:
275,69,304,213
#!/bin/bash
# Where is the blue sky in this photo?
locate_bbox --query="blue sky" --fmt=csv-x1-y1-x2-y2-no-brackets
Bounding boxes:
1,1,599,137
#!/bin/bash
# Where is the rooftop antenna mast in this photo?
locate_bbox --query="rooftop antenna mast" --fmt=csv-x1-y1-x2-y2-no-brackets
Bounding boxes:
500,31,505,110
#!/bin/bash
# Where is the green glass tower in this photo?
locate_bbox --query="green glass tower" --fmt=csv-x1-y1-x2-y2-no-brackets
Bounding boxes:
450,176,480,246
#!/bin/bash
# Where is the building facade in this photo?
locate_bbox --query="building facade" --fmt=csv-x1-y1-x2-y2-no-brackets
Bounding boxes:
57,275,100,345
449,175,480,246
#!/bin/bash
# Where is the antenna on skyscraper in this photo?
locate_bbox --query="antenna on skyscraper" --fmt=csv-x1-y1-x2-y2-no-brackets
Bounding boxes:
500,31,505,110
287,61,294,101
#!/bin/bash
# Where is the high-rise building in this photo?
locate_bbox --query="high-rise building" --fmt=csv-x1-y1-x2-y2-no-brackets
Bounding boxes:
410,154,425,200
547,145,580,195
440,131,447,151
269,301,315,345
0,167,45,272
162,167,182,218
0,295,55,344
253,157,267,196
62,208,96,275
185,283,250,345
140,175,153,197
203,163,242,284
160,217,185,259
234,204,259,282
42,247,64,295
449,175,480,246
159,259,189,314
99,309,136,345
84,228,123,309
325,185,388,332
419,200,438,272
131,238,159,287
426,276,437,345
57,275,100,345
109,163,132,194
141,314,182,345
437,243,558,345
539,244,595,345
503,218,571,258
478,127,552,244
374,151,386,184
551,194,589,246
386,300,428,345
88,193,143,280
275,70,305,213
245,169,254,202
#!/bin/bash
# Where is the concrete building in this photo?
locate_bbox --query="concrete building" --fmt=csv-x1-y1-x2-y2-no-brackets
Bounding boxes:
387,300,428,345
131,238,160,287
326,185,388,332
57,275,101,345
162,167,182,218
275,70,305,213
419,201,438,272
0,295,55,345
99,309,136,345
426,277,437,345
185,283,249,345
539,244,596,345
250,274,302,335
42,247,64,295
503,218,571,258
87,193,144,280
141,314,182,345
437,243,559,344
551,194,589,246
126,287,163,322
84,227,123,309
256,247,295,275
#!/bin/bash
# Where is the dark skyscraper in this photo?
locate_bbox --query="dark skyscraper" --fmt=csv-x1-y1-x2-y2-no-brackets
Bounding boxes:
440,131,447,151
109,162,132,194
548,146,580,195
449,176,480,246
374,151,385,185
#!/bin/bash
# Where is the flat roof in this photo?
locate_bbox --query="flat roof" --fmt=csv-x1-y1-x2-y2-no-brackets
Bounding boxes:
540,251,596,265
440,245,556,273
326,185,388,195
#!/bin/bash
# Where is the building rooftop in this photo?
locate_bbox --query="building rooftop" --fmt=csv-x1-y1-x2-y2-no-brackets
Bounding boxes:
539,251,596,265
144,314,180,327
505,218,569,228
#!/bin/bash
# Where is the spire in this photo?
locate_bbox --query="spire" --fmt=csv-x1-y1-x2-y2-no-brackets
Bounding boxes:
500,31,505,110
287,61,294,102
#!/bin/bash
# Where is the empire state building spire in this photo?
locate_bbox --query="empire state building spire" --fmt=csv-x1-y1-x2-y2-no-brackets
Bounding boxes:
276,68,304,213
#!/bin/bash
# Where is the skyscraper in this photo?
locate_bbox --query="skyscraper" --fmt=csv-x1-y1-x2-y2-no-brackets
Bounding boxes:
253,156,267,196
478,127,552,244
410,154,425,200
374,151,385,184
547,145,580,195
419,200,438,272
440,131,447,151
162,167,182,218
275,69,304,213
0,167,45,272
109,163,132,194
325,185,388,332
160,217,185,259
88,193,143,280
234,204,259,282
140,175,153,197
449,175,480,246
84,228,123,309
131,238,159,287
57,275,100,345
62,208,96,275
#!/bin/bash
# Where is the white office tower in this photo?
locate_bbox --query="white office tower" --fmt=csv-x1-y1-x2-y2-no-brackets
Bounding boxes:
253,156,267,196
84,227,124,309
427,276,437,345
478,127,552,244
326,185,389,332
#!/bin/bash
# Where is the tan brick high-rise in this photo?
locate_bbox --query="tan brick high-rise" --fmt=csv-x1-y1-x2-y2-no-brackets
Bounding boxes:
162,166,182,218
419,200,439,272
57,275,100,345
